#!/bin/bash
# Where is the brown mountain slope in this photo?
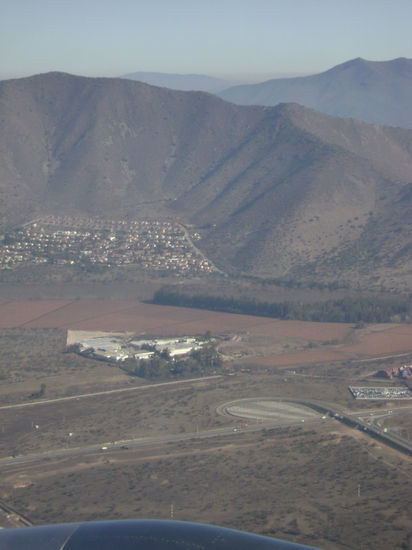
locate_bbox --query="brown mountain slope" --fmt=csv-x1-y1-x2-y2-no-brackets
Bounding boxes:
218,57,412,129
0,72,411,291
0,72,267,224
189,104,412,290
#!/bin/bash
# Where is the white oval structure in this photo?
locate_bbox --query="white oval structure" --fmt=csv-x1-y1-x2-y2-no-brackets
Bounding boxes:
218,398,319,422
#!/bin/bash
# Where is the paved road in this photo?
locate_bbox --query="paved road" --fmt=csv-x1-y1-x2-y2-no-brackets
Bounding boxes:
352,406,412,416
0,375,222,411
335,406,412,455
0,416,328,469
1,396,411,470
179,223,224,275
356,406,412,439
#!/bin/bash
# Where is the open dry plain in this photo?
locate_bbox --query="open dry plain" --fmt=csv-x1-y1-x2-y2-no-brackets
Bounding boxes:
1,300,412,549
1,421,411,550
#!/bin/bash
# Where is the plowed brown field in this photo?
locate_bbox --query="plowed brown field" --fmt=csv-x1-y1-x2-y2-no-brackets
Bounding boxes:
0,300,349,336
1,300,411,366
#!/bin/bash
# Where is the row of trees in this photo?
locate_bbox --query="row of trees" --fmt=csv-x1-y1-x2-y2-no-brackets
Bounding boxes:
153,287,410,323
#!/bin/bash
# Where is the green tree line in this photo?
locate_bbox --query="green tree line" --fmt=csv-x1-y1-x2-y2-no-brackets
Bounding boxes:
153,287,409,323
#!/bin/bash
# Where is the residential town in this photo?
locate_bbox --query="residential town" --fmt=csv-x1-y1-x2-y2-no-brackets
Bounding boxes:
0,216,215,275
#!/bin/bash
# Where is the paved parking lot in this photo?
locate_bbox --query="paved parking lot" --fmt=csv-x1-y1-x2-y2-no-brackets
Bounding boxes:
349,386,412,399
217,398,320,422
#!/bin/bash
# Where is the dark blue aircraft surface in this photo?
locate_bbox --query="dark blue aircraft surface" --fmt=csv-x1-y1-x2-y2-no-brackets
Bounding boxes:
0,519,323,549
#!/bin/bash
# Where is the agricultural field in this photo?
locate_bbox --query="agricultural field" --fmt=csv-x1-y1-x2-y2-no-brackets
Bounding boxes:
1,301,412,364
0,299,353,334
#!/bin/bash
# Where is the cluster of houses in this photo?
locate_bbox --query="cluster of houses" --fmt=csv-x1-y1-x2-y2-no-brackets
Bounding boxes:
0,216,214,275
376,365,412,380
76,335,205,363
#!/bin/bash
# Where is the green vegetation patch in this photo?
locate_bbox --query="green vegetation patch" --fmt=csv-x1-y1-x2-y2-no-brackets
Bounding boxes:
153,287,409,323
120,340,222,380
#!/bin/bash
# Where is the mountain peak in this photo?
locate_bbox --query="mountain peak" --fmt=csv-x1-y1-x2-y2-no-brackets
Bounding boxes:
218,57,412,128
121,71,236,93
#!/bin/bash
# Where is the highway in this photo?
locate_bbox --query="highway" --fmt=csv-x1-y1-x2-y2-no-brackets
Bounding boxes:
1,393,411,470
0,416,329,469
322,404,412,456
0,498,33,527
221,397,412,457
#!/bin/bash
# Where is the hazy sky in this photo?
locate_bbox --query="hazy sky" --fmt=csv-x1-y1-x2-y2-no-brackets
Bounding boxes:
1,0,412,80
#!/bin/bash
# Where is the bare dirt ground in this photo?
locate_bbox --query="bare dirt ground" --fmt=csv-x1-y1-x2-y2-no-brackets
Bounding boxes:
345,324,412,356
2,300,412,369
230,323,412,368
1,423,411,550
66,330,133,346
381,411,412,442
0,300,351,336
0,300,68,328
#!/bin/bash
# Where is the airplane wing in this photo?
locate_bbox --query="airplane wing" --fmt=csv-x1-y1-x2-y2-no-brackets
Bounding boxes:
0,519,323,549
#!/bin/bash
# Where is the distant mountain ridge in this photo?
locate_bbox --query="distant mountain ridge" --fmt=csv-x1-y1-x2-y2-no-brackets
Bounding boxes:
0,72,411,291
121,71,236,93
218,58,412,129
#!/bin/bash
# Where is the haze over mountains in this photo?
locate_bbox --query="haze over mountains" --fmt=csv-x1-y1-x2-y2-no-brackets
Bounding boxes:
0,71,411,291
218,58,412,129
122,71,236,93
